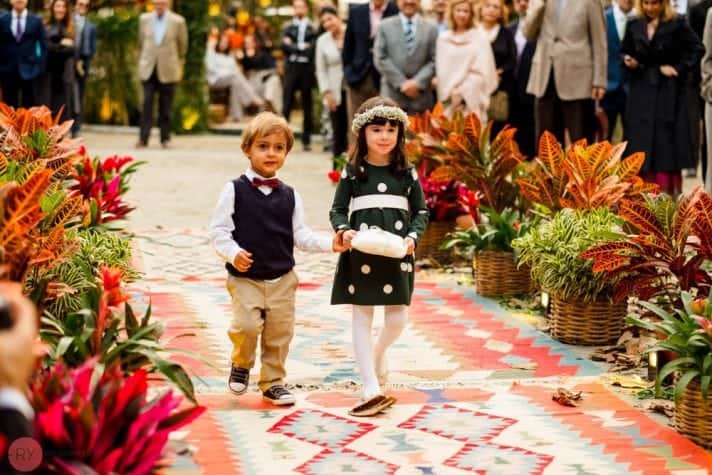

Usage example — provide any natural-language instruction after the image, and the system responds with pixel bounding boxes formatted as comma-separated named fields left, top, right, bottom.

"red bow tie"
left=252, top=177, right=281, bottom=188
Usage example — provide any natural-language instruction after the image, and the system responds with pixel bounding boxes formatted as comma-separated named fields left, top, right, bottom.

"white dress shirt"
left=11, top=9, right=28, bottom=39
left=0, top=388, right=34, bottom=421
left=209, top=168, right=332, bottom=267
left=400, top=13, right=419, bottom=37
left=515, top=21, right=527, bottom=59
left=612, top=2, right=633, bottom=41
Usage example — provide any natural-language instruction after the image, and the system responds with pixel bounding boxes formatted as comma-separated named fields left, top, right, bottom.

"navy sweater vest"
left=225, top=175, right=296, bottom=280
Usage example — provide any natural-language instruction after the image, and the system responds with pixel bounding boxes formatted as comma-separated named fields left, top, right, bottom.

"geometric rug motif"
left=267, top=409, right=377, bottom=449
left=445, top=443, right=554, bottom=474
left=294, top=448, right=399, bottom=475
left=397, top=404, right=517, bottom=443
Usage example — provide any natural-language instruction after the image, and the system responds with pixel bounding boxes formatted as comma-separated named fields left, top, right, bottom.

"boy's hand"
left=233, top=250, right=254, bottom=272
left=0, top=283, right=38, bottom=390
left=404, top=237, right=416, bottom=255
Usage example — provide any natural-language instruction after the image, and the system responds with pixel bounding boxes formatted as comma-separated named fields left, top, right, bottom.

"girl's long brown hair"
left=348, top=96, right=409, bottom=181
left=46, top=0, right=75, bottom=38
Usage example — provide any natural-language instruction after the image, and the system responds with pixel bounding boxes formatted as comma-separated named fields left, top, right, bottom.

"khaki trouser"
left=226, top=271, right=298, bottom=392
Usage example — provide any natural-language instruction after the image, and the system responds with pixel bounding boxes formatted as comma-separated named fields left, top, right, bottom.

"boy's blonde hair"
left=240, top=112, right=295, bottom=154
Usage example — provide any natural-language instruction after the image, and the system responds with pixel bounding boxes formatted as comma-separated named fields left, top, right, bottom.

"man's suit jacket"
left=690, top=0, right=712, bottom=38
left=0, top=12, right=47, bottom=80
left=342, top=1, right=399, bottom=87
left=605, top=7, right=626, bottom=92
left=280, top=18, right=317, bottom=66
left=0, top=408, right=32, bottom=475
left=374, top=15, right=438, bottom=113
left=76, top=17, right=96, bottom=71
left=522, top=0, right=607, bottom=100
left=137, top=11, right=188, bottom=83
left=506, top=20, right=536, bottom=106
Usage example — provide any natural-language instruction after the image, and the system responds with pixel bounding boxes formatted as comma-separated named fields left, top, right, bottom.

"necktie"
left=252, top=177, right=281, bottom=188
left=14, top=15, right=22, bottom=41
left=405, top=19, right=414, bottom=55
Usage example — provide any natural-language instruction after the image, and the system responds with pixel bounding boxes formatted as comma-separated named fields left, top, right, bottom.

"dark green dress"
left=330, top=163, right=429, bottom=305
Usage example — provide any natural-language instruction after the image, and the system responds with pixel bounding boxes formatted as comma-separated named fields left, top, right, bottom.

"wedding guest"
left=240, top=34, right=283, bottom=115
left=71, top=0, right=96, bottom=137
left=41, top=0, right=77, bottom=122
left=436, top=0, right=498, bottom=120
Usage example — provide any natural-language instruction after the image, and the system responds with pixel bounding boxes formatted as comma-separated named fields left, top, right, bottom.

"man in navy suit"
left=507, top=0, right=537, bottom=158
left=342, top=0, right=398, bottom=133
left=72, top=0, right=97, bottom=137
left=0, top=0, right=47, bottom=108
left=601, top=0, right=634, bottom=141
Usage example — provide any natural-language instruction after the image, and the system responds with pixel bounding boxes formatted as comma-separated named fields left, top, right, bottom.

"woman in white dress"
left=435, top=0, right=498, bottom=120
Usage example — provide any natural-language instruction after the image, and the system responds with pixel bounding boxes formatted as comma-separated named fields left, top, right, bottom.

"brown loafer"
left=348, top=394, right=391, bottom=417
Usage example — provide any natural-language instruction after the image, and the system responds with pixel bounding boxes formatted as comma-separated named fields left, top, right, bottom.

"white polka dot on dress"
left=361, top=265, right=371, bottom=274
left=408, top=263, right=413, bottom=272
left=359, top=223, right=369, bottom=231
left=377, top=182, right=387, bottom=192
left=400, top=262, right=408, bottom=271
left=395, top=220, right=403, bottom=230
left=383, top=284, right=393, bottom=294
left=341, top=169, right=347, bottom=178
left=348, top=285, right=355, bottom=294
left=411, top=169, right=418, bottom=180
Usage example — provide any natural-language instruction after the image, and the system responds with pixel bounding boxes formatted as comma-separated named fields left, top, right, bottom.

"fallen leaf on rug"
left=510, top=362, right=539, bottom=370
left=552, top=388, right=583, bottom=407
left=644, top=400, right=675, bottom=418
left=603, top=374, right=651, bottom=389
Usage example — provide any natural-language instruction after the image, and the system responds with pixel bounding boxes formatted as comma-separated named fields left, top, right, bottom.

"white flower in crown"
left=351, top=105, right=410, bottom=133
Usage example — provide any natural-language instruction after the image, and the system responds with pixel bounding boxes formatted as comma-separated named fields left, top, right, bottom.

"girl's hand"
left=342, top=230, right=357, bottom=248
left=660, top=65, right=678, bottom=77
left=332, top=230, right=349, bottom=252
left=404, top=237, right=416, bottom=255
left=232, top=249, right=254, bottom=272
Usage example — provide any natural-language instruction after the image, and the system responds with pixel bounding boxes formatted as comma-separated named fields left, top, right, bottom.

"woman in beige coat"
left=700, top=7, right=712, bottom=194
left=436, top=0, right=498, bottom=120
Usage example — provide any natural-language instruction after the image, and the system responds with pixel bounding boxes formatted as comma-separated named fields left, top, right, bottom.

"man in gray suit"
left=374, top=0, right=438, bottom=114
left=71, top=0, right=96, bottom=138
left=136, top=0, right=188, bottom=148
left=523, top=0, right=607, bottom=145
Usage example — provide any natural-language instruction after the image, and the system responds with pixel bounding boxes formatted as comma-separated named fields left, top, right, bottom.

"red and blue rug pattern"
left=131, top=230, right=712, bottom=474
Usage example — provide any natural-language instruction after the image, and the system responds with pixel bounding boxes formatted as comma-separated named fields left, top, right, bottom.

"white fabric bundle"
left=351, top=229, right=408, bottom=259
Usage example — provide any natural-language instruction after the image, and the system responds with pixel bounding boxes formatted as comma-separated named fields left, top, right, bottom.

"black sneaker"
left=262, top=385, right=296, bottom=405
left=228, top=365, right=250, bottom=395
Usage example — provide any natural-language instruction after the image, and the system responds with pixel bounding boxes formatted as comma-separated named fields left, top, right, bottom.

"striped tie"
left=405, top=19, right=414, bottom=55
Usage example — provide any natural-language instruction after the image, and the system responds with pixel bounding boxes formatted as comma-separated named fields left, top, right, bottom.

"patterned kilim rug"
left=132, top=230, right=712, bottom=475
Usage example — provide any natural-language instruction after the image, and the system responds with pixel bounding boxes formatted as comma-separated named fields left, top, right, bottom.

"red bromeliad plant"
left=419, top=163, right=479, bottom=222
left=72, top=153, right=143, bottom=228
left=407, top=104, right=526, bottom=212
left=517, top=132, right=658, bottom=215
left=30, top=359, right=205, bottom=475
left=580, top=187, right=712, bottom=304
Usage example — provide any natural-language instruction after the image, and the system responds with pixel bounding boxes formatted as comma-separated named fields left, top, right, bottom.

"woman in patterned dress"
left=329, top=97, right=429, bottom=416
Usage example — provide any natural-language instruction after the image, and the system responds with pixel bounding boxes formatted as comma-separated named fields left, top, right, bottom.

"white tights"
left=352, top=305, right=408, bottom=399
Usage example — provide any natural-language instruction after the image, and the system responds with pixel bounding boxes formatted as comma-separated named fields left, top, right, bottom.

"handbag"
left=487, top=90, right=509, bottom=122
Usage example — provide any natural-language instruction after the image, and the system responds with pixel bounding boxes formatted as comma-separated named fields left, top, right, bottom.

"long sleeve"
left=315, top=34, right=330, bottom=94
left=342, top=12, right=356, bottom=68
left=208, top=182, right=241, bottom=265
left=701, top=9, right=712, bottom=102
left=293, top=191, right=333, bottom=252
left=280, top=23, right=300, bottom=56
left=374, top=24, right=407, bottom=88
left=406, top=172, right=429, bottom=242
left=673, top=20, right=704, bottom=75
left=588, top=0, right=608, bottom=89
left=88, top=23, right=97, bottom=59
left=522, top=0, right=546, bottom=40
left=178, top=17, right=188, bottom=59
left=329, top=171, right=354, bottom=231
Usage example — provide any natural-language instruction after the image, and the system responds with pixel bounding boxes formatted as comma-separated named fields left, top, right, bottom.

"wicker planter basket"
left=474, top=250, right=533, bottom=297
left=415, top=220, right=454, bottom=263
left=675, top=379, right=712, bottom=449
left=550, top=296, right=626, bottom=345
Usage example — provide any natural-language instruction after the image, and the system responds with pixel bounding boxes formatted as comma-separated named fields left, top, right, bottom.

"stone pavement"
left=81, top=131, right=712, bottom=475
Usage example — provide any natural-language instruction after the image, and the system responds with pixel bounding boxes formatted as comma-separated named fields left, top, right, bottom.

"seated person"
left=206, top=31, right=265, bottom=122
left=238, top=34, right=283, bottom=115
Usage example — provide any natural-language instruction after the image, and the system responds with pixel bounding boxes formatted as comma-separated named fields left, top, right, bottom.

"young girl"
left=330, top=97, right=429, bottom=417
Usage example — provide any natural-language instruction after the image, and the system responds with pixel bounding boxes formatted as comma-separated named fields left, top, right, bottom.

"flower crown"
left=351, top=105, right=410, bottom=133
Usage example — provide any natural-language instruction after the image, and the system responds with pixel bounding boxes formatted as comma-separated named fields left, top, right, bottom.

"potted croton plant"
left=442, top=207, right=536, bottom=297
left=628, top=292, right=712, bottom=449
left=512, top=208, right=627, bottom=345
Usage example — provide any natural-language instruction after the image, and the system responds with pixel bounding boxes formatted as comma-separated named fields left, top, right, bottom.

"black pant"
left=140, top=69, right=177, bottom=145
left=283, top=62, right=313, bottom=145
left=72, top=73, right=87, bottom=137
left=0, top=71, right=38, bottom=108
left=601, top=87, right=627, bottom=141
left=535, top=72, right=595, bottom=145
left=330, top=89, right=348, bottom=159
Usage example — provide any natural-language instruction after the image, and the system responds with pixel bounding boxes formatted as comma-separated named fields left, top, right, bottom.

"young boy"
left=209, top=112, right=346, bottom=405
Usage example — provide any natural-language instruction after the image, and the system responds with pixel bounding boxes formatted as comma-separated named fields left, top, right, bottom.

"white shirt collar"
left=12, top=9, right=28, bottom=20
left=0, top=388, right=34, bottom=421
left=246, top=167, right=278, bottom=181
left=399, top=13, right=418, bottom=26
